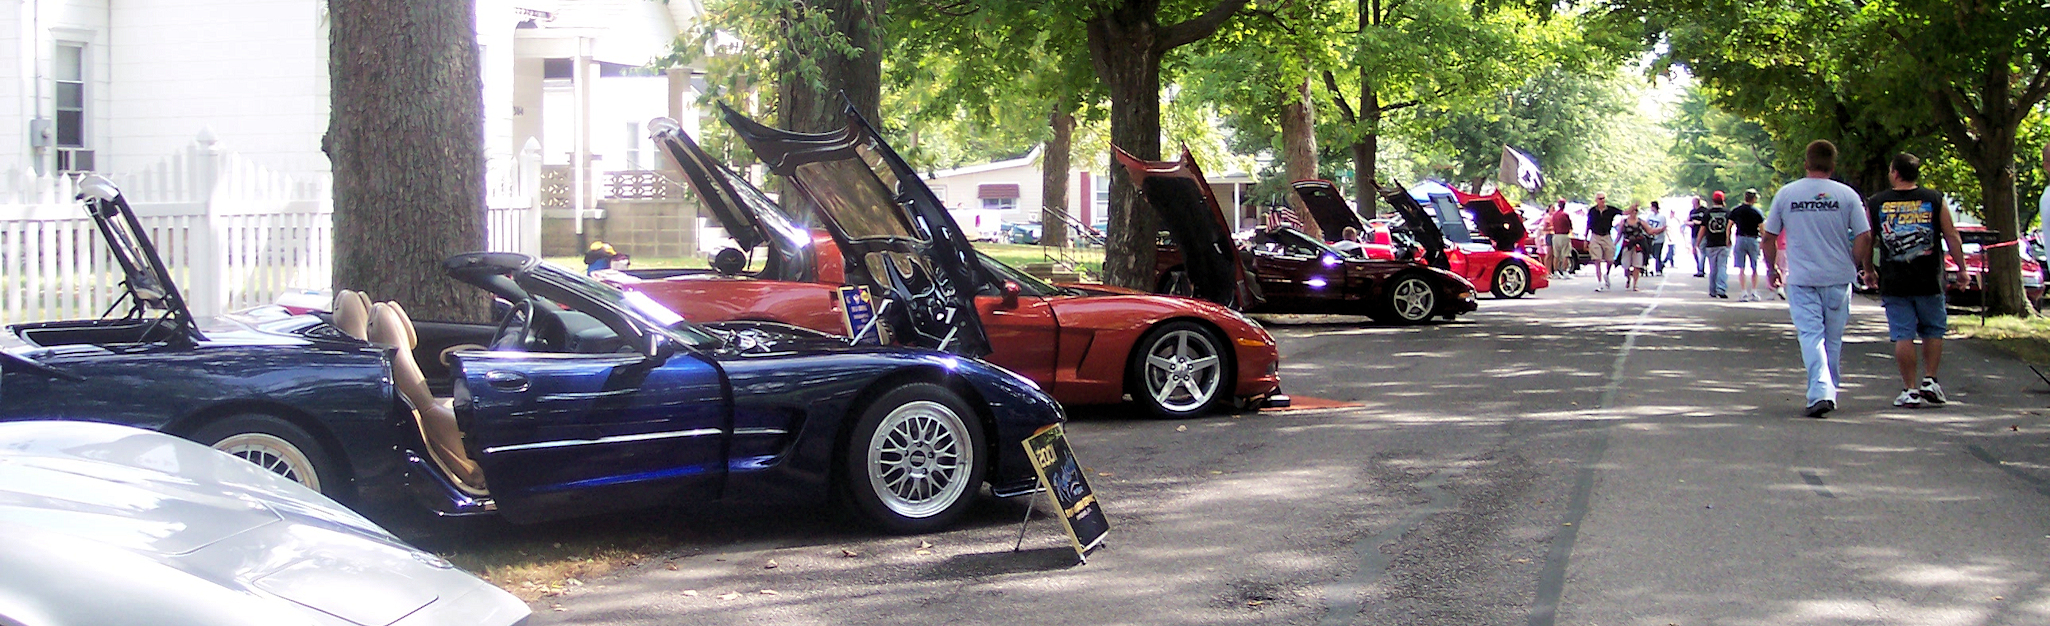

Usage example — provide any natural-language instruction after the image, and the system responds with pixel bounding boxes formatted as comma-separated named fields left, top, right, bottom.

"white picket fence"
left=0, top=136, right=538, bottom=324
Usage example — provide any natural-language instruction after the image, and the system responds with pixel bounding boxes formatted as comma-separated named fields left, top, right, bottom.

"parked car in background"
left=1945, top=225, right=2045, bottom=305
left=3, top=177, right=1067, bottom=534
left=1120, top=148, right=1478, bottom=324
left=0, top=420, right=529, bottom=626
left=1294, top=179, right=1548, bottom=299
left=615, top=111, right=1286, bottom=418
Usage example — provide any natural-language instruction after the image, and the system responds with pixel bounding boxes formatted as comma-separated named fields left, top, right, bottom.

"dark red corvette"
left=1119, top=148, right=1479, bottom=324
left=611, top=107, right=1286, bottom=418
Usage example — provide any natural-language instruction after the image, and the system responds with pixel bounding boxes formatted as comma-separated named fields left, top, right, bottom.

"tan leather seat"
left=331, top=289, right=372, bottom=341
left=369, top=302, right=487, bottom=495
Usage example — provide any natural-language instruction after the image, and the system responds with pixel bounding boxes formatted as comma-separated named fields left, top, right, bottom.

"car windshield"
left=975, top=251, right=1066, bottom=296
left=528, top=263, right=722, bottom=347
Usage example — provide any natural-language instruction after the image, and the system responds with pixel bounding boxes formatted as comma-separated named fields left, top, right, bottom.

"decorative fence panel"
left=1, top=135, right=538, bottom=324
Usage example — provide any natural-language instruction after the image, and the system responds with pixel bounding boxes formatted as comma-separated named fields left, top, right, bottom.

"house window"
left=625, top=122, right=644, bottom=169
left=54, top=43, right=84, bottom=147
left=981, top=197, right=1016, bottom=211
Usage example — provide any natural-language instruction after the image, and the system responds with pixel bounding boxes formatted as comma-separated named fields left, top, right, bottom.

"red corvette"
left=1295, top=180, right=1549, bottom=299
left=1943, top=226, right=2044, bottom=305
left=612, top=107, right=1287, bottom=418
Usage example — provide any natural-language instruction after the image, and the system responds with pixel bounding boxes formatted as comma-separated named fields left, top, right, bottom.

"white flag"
left=1499, top=146, right=1544, bottom=192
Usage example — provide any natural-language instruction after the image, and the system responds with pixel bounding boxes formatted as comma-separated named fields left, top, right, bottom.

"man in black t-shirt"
left=1693, top=192, right=1733, bottom=298
left=1728, top=190, right=1767, bottom=300
left=1687, top=197, right=1709, bottom=277
left=1862, top=152, right=1966, bottom=408
left=1585, top=193, right=1623, bottom=291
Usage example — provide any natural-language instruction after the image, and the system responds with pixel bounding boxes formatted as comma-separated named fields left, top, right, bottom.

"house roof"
left=512, top=0, right=683, bottom=66
left=925, top=146, right=1043, bottom=179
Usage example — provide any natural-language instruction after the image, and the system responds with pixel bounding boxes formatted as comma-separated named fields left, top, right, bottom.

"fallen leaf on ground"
left=666, top=563, right=679, bottom=571
left=1247, top=600, right=1266, bottom=607
left=1993, top=596, right=2005, bottom=601
left=841, top=549, right=859, bottom=558
left=1209, top=470, right=1224, bottom=474
left=1175, top=425, right=1188, bottom=432
left=681, top=590, right=698, bottom=597
left=551, top=605, right=565, bottom=612
left=718, top=592, right=742, bottom=601
left=1098, top=471, right=1113, bottom=477
left=565, top=578, right=582, bottom=586
left=915, top=550, right=932, bottom=555
left=2013, top=425, right=2022, bottom=431
left=918, top=540, right=933, bottom=549
left=764, top=560, right=778, bottom=569
left=760, top=590, right=780, bottom=596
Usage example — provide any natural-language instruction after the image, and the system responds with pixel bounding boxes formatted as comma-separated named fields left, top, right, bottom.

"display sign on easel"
left=838, top=285, right=888, bottom=345
left=1017, top=424, right=1107, bottom=561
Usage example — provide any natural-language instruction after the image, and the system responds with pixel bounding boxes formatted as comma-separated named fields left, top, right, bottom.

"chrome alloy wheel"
left=1495, top=263, right=1528, bottom=298
left=865, top=400, right=974, bottom=519
left=213, top=433, right=322, bottom=491
left=1391, top=277, right=1437, bottom=321
left=1144, top=329, right=1223, bottom=413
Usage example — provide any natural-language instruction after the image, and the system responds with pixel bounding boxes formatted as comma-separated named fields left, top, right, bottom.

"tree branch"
left=1322, top=69, right=1359, bottom=125
left=1158, top=0, right=1252, bottom=50
left=2021, top=62, right=2050, bottom=112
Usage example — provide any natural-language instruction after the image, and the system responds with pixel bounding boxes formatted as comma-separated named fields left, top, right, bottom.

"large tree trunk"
left=1350, top=81, right=1382, bottom=211
left=1279, top=75, right=1320, bottom=239
left=1041, top=108, right=1076, bottom=248
left=1086, top=0, right=1248, bottom=290
left=1967, top=138, right=2028, bottom=316
left=325, top=0, right=488, bottom=322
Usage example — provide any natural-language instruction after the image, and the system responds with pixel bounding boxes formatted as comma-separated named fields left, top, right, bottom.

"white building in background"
left=921, top=148, right=1260, bottom=236
left=1, top=0, right=703, bottom=202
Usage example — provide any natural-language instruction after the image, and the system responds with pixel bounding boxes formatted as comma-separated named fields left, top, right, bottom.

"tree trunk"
left=325, top=0, right=488, bottom=322
left=1349, top=81, right=1382, bottom=212
left=1041, top=108, right=1076, bottom=248
left=1085, top=0, right=1247, bottom=289
left=1927, top=48, right=2043, bottom=317
left=1969, top=142, right=2028, bottom=316
left=1279, top=75, right=1320, bottom=240
left=1087, top=8, right=1166, bottom=290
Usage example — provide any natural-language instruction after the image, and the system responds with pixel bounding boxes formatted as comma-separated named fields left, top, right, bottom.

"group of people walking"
left=1542, top=140, right=2050, bottom=418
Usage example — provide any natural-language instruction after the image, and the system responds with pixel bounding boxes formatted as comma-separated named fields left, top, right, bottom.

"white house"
left=921, top=148, right=1261, bottom=237
left=2, top=0, right=704, bottom=204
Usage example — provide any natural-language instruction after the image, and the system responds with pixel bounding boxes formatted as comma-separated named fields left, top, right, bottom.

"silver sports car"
left=0, top=418, right=530, bottom=626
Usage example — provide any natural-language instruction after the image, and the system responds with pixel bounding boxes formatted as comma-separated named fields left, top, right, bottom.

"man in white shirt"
left=1763, top=140, right=1873, bottom=418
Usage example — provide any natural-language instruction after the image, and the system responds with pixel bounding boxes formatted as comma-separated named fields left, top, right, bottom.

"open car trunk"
left=1112, top=147, right=1260, bottom=310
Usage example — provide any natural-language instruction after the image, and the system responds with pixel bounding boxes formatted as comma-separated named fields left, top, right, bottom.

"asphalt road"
left=519, top=268, right=2050, bottom=626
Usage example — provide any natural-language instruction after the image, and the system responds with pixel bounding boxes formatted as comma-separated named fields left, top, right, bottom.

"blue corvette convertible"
left=0, top=176, right=1064, bottom=533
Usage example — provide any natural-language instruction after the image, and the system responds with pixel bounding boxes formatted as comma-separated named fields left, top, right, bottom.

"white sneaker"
left=1918, top=377, right=1947, bottom=405
left=1893, top=389, right=1922, bottom=408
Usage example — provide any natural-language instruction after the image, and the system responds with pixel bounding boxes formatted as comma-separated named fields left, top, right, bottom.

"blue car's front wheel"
left=845, top=383, right=986, bottom=534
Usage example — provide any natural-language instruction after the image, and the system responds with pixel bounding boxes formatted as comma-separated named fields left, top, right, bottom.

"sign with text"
left=1023, top=424, right=1107, bottom=558
left=838, top=285, right=886, bottom=345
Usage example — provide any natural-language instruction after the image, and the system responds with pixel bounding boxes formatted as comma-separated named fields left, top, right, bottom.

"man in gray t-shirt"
left=1763, top=140, right=1873, bottom=418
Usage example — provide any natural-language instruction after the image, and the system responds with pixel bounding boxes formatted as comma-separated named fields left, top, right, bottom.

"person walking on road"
left=1763, top=140, right=1874, bottom=418
left=1864, top=153, right=1967, bottom=408
left=1587, top=193, right=1622, bottom=292
left=1647, top=200, right=1670, bottom=276
left=1547, top=200, right=1575, bottom=277
left=1729, top=190, right=1767, bottom=300
left=1695, top=191, right=1733, bottom=298
left=1688, top=197, right=1709, bottom=277
left=1618, top=202, right=1661, bottom=291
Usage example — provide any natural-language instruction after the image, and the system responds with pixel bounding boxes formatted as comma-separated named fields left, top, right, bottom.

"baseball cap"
left=1711, top=190, right=1725, bottom=203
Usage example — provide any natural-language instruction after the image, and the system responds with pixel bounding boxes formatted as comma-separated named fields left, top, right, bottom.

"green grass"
left=1950, top=314, right=2050, bottom=364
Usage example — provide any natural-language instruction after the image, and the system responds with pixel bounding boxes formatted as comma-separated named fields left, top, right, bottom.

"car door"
left=458, top=348, right=730, bottom=524
left=973, top=256, right=1059, bottom=389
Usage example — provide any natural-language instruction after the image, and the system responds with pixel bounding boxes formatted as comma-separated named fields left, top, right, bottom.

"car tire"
left=1128, top=321, right=1231, bottom=419
left=191, top=414, right=339, bottom=494
left=1491, top=261, right=1531, bottom=299
left=842, top=383, right=987, bottom=534
left=1376, top=274, right=1438, bottom=325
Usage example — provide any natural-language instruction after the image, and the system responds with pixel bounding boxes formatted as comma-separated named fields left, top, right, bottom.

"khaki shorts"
left=1590, top=235, right=1617, bottom=261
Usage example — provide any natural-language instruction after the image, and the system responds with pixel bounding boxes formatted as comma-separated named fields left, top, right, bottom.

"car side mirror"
left=645, top=333, right=678, bottom=363
left=1000, top=281, right=1022, bottom=307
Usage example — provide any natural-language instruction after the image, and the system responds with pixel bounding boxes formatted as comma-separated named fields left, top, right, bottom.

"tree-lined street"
left=482, top=274, right=2050, bottom=625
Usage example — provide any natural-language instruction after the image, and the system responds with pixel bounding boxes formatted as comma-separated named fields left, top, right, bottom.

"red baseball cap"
left=1711, top=190, right=1725, bottom=203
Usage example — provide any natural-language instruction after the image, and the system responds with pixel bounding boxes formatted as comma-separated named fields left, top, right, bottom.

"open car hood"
left=646, top=118, right=815, bottom=282
left=1112, top=146, right=1259, bottom=310
left=1290, top=179, right=1365, bottom=240
left=1372, top=180, right=1451, bottom=270
left=76, top=176, right=203, bottom=339
left=1452, top=188, right=1527, bottom=250
left=718, top=103, right=991, bottom=357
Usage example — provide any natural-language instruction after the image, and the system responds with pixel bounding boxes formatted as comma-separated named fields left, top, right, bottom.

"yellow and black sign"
left=1024, top=424, right=1107, bottom=558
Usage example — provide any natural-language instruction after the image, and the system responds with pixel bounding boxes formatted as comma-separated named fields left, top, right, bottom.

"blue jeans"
left=1788, top=284, right=1852, bottom=404
left=1693, top=240, right=1705, bottom=274
left=1705, top=246, right=1730, bottom=296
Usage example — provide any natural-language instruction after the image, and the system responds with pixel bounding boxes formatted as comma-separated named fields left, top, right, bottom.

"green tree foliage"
left=1403, top=67, right=1667, bottom=205
left=1666, top=85, right=1777, bottom=202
